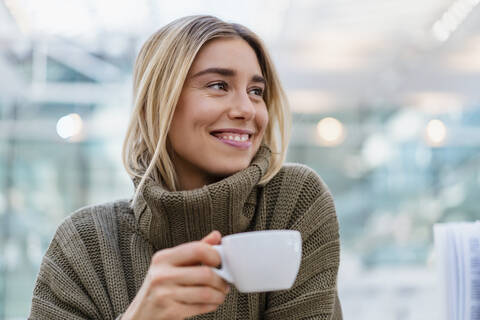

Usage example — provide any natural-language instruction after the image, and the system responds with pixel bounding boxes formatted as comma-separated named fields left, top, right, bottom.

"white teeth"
left=217, top=133, right=250, bottom=142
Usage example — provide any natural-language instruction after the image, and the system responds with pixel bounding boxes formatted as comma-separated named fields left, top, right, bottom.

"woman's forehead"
left=189, top=37, right=262, bottom=76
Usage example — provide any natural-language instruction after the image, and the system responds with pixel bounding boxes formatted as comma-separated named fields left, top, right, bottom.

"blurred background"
left=1, top=0, right=479, bottom=319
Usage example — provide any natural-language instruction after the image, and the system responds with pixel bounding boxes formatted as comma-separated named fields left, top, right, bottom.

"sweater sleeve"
left=29, top=213, right=123, bottom=320
left=264, top=166, right=342, bottom=320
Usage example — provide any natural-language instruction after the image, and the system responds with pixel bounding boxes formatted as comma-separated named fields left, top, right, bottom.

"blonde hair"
left=122, top=15, right=291, bottom=205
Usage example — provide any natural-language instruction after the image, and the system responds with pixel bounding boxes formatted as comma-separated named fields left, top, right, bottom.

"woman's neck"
left=173, top=159, right=221, bottom=191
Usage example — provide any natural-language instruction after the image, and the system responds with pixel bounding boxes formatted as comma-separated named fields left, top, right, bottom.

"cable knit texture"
left=29, top=146, right=342, bottom=319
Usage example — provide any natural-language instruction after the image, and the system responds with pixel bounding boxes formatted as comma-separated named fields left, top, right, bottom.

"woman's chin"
left=209, top=161, right=251, bottom=177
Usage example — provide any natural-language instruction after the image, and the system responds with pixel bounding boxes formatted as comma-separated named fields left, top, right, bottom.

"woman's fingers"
left=173, top=286, right=228, bottom=305
left=152, top=241, right=221, bottom=267
left=176, top=266, right=230, bottom=293
left=150, top=265, right=229, bottom=293
left=201, top=230, right=222, bottom=245
left=125, top=236, right=229, bottom=320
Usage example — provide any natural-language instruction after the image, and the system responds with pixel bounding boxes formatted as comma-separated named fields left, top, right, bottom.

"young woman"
left=29, top=15, right=342, bottom=320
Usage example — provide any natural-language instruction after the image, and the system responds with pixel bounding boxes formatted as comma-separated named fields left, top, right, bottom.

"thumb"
left=201, top=230, right=222, bottom=245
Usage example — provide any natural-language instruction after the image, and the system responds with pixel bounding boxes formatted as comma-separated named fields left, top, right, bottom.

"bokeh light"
left=425, top=119, right=447, bottom=146
left=56, top=113, right=83, bottom=140
left=316, top=117, right=346, bottom=147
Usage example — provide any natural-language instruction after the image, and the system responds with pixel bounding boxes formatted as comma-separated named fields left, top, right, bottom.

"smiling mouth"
left=211, top=132, right=251, bottom=142
left=210, top=131, right=253, bottom=149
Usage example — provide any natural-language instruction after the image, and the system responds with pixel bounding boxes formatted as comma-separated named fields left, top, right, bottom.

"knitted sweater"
left=29, top=146, right=342, bottom=319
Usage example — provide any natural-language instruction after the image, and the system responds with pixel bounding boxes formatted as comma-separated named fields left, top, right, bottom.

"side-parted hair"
left=122, top=15, right=291, bottom=205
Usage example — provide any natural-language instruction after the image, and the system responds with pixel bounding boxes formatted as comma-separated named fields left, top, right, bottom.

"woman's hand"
left=122, top=231, right=230, bottom=320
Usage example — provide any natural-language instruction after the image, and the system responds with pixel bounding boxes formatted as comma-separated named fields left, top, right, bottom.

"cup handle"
left=211, top=245, right=234, bottom=283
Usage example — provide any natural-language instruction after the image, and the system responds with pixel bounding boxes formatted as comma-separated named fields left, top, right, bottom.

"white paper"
left=434, top=222, right=480, bottom=320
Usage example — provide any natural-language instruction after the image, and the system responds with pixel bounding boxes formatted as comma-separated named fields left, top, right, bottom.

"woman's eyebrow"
left=251, top=75, right=266, bottom=86
left=192, top=67, right=266, bottom=85
left=192, top=67, right=235, bottom=78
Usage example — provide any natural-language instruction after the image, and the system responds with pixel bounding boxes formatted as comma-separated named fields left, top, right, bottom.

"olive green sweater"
left=29, top=146, right=342, bottom=319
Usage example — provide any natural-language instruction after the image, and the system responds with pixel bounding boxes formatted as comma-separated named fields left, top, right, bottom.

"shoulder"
left=261, top=163, right=337, bottom=230
left=266, top=162, right=331, bottom=196
left=34, top=200, right=135, bottom=318
left=60, top=199, right=132, bottom=228
left=53, top=199, right=134, bottom=248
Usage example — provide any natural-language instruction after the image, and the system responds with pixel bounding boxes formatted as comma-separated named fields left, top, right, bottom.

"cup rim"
left=222, top=230, right=300, bottom=241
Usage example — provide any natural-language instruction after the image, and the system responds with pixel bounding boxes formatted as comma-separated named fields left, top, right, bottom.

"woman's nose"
left=228, top=92, right=255, bottom=120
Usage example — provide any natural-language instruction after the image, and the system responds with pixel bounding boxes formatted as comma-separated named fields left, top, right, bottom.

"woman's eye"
left=249, top=87, right=264, bottom=97
left=208, top=82, right=227, bottom=91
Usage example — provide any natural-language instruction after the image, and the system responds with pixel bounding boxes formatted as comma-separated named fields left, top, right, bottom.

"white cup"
left=212, top=230, right=302, bottom=293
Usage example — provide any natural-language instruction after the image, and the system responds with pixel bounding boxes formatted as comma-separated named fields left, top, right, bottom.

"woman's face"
left=168, top=37, right=269, bottom=190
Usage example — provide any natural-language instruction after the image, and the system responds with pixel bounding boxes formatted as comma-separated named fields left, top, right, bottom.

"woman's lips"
left=211, top=132, right=252, bottom=149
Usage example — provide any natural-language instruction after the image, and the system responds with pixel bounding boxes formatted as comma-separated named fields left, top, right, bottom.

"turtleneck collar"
left=132, top=145, right=271, bottom=250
